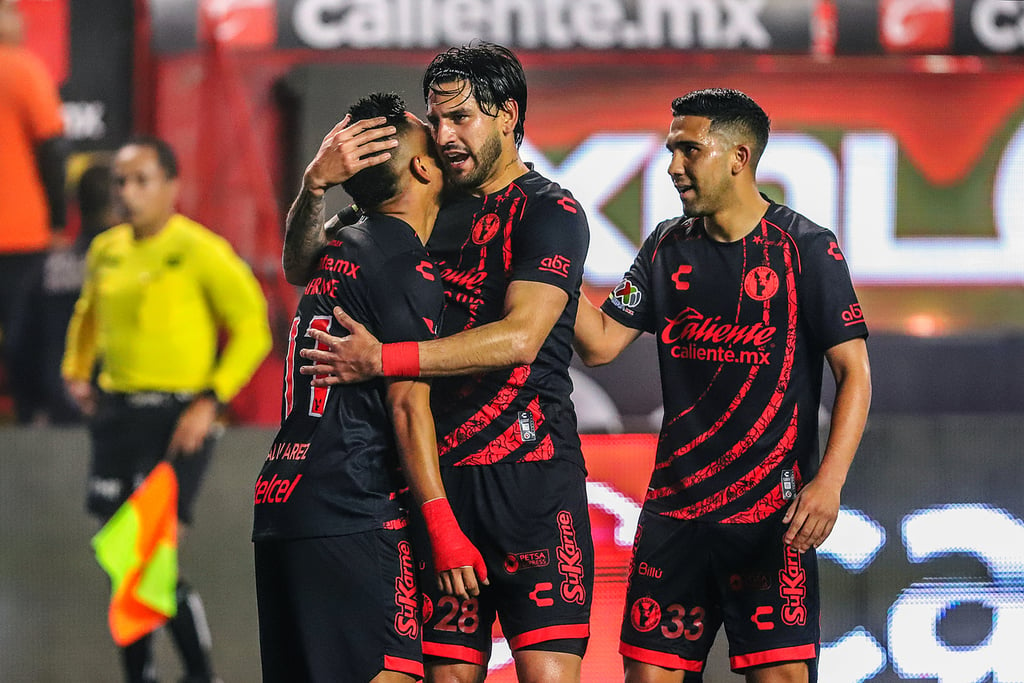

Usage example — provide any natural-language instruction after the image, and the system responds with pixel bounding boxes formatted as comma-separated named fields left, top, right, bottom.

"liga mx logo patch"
left=611, top=278, right=641, bottom=312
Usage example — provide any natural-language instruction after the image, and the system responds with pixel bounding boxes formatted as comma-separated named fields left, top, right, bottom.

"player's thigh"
left=714, top=516, right=819, bottom=677
left=513, top=648, right=582, bottom=683
left=255, top=531, right=423, bottom=683
left=620, top=510, right=722, bottom=676
left=744, top=660, right=809, bottom=683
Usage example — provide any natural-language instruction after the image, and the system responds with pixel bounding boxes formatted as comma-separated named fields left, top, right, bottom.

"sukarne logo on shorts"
left=394, top=540, right=419, bottom=639
left=556, top=510, right=587, bottom=604
left=779, top=545, right=807, bottom=626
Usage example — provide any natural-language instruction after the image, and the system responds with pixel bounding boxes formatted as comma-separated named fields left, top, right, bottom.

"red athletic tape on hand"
left=421, top=498, right=488, bottom=583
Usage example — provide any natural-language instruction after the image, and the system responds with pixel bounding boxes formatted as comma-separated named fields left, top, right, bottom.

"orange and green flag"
left=91, top=461, right=179, bottom=646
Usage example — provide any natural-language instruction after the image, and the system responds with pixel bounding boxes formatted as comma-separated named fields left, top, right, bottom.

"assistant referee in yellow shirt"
left=62, top=136, right=271, bottom=683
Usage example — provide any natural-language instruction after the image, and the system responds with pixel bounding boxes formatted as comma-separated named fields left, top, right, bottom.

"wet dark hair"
left=422, top=42, right=527, bottom=147
left=122, top=135, right=179, bottom=179
left=671, top=88, right=771, bottom=168
left=340, top=92, right=413, bottom=209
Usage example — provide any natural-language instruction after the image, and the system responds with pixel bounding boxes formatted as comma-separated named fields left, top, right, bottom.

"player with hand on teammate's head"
left=253, top=92, right=487, bottom=683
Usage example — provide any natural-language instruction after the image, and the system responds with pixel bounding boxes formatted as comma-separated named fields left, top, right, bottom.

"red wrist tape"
left=381, top=341, right=420, bottom=378
left=421, top=498, right=488, bottom=582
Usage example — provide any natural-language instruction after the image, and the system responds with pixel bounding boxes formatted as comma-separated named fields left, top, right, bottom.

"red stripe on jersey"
left=501, top=182, right=528, bottom=276
left=383, top=655, right=424, bottom=678
left=283, top=316, right=300, bottom=419
left=438, top=365, right=531, bottom=457
left=516, top=434, right=554, bottom=462
left=656, top=404, right=799, bottom=519
left=422, top=641, right=487, bottom=666
left=731, top=643, right=817, bottom=669
left=619, top=642, right=704, bottom=672
left=452, top=395, right=548, bottom=466
left=720, top=462, right=803, bottom=524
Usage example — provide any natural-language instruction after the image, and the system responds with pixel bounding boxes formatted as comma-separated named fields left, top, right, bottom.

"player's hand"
left=167, top=395, right=218, bottom=459
left=302, top=115, right=399, bottom=195
left=421, top=498, right=490, bottom=600
left=299, top=306, right=382, bottom=384
left=782, top=475, right=842, bottom=552
left=438, top=565, right=488, bottom=601
left=65, top=379, right=96, bottom=416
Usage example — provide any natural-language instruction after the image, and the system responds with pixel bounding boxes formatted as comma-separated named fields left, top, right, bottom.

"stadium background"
left=2, top=1, right=1023, bottom=681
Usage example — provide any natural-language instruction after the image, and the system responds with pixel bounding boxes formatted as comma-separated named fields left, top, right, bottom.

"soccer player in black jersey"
left=253, top=93, right=486, bottom=683
left=283, top=45, right=593, bottom=683
left=574, top=89, right=872, bottom=683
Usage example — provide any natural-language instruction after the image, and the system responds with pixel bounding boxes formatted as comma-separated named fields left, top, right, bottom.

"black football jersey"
left=253, top=214, right=443, bottom=540
left=602, top=201, right=868, bottom=522
left=426, top=170, right=590, bottom=468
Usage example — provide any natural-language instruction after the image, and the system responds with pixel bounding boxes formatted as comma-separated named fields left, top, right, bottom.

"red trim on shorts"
left=619, top=642, right=703, bottom=672
left=422, top=641, right=488, bottom=666
left=507, top=623, right=590, bottom=650
left=384, top=655, right=424, bottom=679
left=731, top=643, right=817, bottom=669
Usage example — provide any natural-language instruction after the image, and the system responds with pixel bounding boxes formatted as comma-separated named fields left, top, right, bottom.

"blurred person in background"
left=62, top=136, right=272, bottom=683
left=0, top=0, right=68, bottom=423
left=573, top=89, right=871, bottom=683
left=32, top=161, right=117, bottom=424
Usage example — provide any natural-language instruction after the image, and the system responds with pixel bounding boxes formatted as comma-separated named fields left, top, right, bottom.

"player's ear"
left=499, top=99, right=518, bottom=137
left=410, top=154, right=432, bottom=184
left=731, top=144, right=752, bottom=176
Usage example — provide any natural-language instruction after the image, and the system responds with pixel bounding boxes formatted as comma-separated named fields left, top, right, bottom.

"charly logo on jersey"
left=471, top=213, right=502, bottom=245
left=610, top=278, right=641, bottom=312
left=743, top=266, right=779, bottom=301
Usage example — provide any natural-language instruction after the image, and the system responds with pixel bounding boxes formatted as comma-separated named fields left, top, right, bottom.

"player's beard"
left=446, top=129, right=503, bottom=191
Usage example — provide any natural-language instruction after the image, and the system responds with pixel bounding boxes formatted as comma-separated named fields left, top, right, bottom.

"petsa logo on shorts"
left=504, top=549, right=551, bottom=574
left=394, top=540, right=419, bottom=638
left=556, top=510, right=587, bottom=605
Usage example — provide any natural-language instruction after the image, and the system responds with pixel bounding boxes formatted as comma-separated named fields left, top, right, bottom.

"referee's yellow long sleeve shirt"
left=62, top=214, right=272, bottom=403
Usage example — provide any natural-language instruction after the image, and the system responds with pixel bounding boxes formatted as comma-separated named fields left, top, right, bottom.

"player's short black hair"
left=422, top=42, right=527, bottom=147
left=671, top=88, right=771, bottom=168
left=340, top=92, right=414, bottom=210
left=122, top=135, right=179, bottom=179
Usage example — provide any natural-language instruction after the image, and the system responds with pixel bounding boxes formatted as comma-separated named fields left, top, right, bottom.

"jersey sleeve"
left=61, top=234, right=103, bottom=381
left=368, top=251, right=444, bottom=344
left=798, top=229, right=869, bottom=350
left=509, top=193, right=589, bottom=294
left=18, top=52, right=64, bottom=141
left=600, top=225, right=661, bottom=334
left=196, top=233, right=273, bottom=402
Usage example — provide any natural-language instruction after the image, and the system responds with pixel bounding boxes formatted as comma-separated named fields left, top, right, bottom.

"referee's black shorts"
left=87, top=390, right=218, bottom=524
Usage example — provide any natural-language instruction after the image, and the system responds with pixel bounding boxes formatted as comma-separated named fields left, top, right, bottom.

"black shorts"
left=87, top=391, right=217, bottom=524
left=414, top=460, right=593, bottom=666
left=254, top=531, right=424, bottom=682
left=620, top=508, right=819, bottom=679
